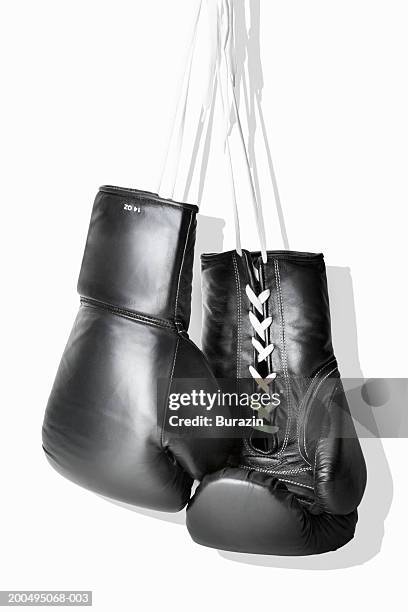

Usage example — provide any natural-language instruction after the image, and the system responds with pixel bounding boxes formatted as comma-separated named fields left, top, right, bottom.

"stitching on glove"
left=239, top=463, right=311, bottom=476
left=239, top=465, right=314, bottom=491
left=274, top=260, right=292, bottom=455
left=174, top=211, right=193, bottom=321
left=279, top=478, right=314, bottom=491
left=232, top=252, right=242, bottom=382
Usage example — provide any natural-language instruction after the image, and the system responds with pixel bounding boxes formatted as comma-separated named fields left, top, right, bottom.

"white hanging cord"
left=214, top=3, right=242, bottom=256
left=219, top=1, right=277, bottom=397
left=158, top=0, right=225, bottom=205
left=182, top=0, right=220, bottom=204
left=217, top=0, right=268, bottom=264
left=187, top=77, right=218, bottom=205
left=158, top=0, right=270, bottom=267
left=158, top=0, right=204, bottom=199
left=157, top=1, right=278, bottom=402
left=157, top=0, right=272, bottom=267
left=255, top=92, right=290, bottom=250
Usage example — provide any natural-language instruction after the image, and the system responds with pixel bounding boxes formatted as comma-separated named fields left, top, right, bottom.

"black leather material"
left=42, top=186, right=232, bottom=512
left=77, top=186, right=197, bottom=328
left=187, top=249, right=367, bottom=554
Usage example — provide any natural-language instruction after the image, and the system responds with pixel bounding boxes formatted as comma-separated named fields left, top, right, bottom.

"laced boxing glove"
left=186, top=249, right=367, bottom=554
left=42, top=186, right=232, bottom=512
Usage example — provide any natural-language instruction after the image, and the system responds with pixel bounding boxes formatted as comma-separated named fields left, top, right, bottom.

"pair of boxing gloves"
left=43, top=186, right=367, bottom=556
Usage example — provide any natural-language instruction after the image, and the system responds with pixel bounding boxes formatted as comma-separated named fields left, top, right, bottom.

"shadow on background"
left=189, top=214, right=225, bottom=347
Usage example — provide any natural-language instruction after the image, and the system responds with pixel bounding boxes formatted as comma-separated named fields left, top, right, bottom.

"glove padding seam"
left=305, top=367, right=339, bottom=462
left=174, top=211, right=193, bottom=322
left=80, top=299, right=176, bottom=331
left=160, top=337, right=180, bottom=453
left=312, top=379, right=340, bottom=497
left=297, top=358, right=337, bottom=466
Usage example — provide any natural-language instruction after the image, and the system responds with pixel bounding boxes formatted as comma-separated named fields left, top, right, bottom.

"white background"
left=1, top=0, right=407, bottom=610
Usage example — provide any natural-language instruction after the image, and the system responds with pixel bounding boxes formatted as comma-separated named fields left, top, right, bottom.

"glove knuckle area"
left=187, top=467, right=358, bottom=555
left=43, top=306, right=193, bottom=512
left=164, top=336, right=236, bottom=479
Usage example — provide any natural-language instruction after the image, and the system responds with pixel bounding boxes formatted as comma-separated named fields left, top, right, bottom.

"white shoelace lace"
left=245, top=285, right=277, bottom=397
